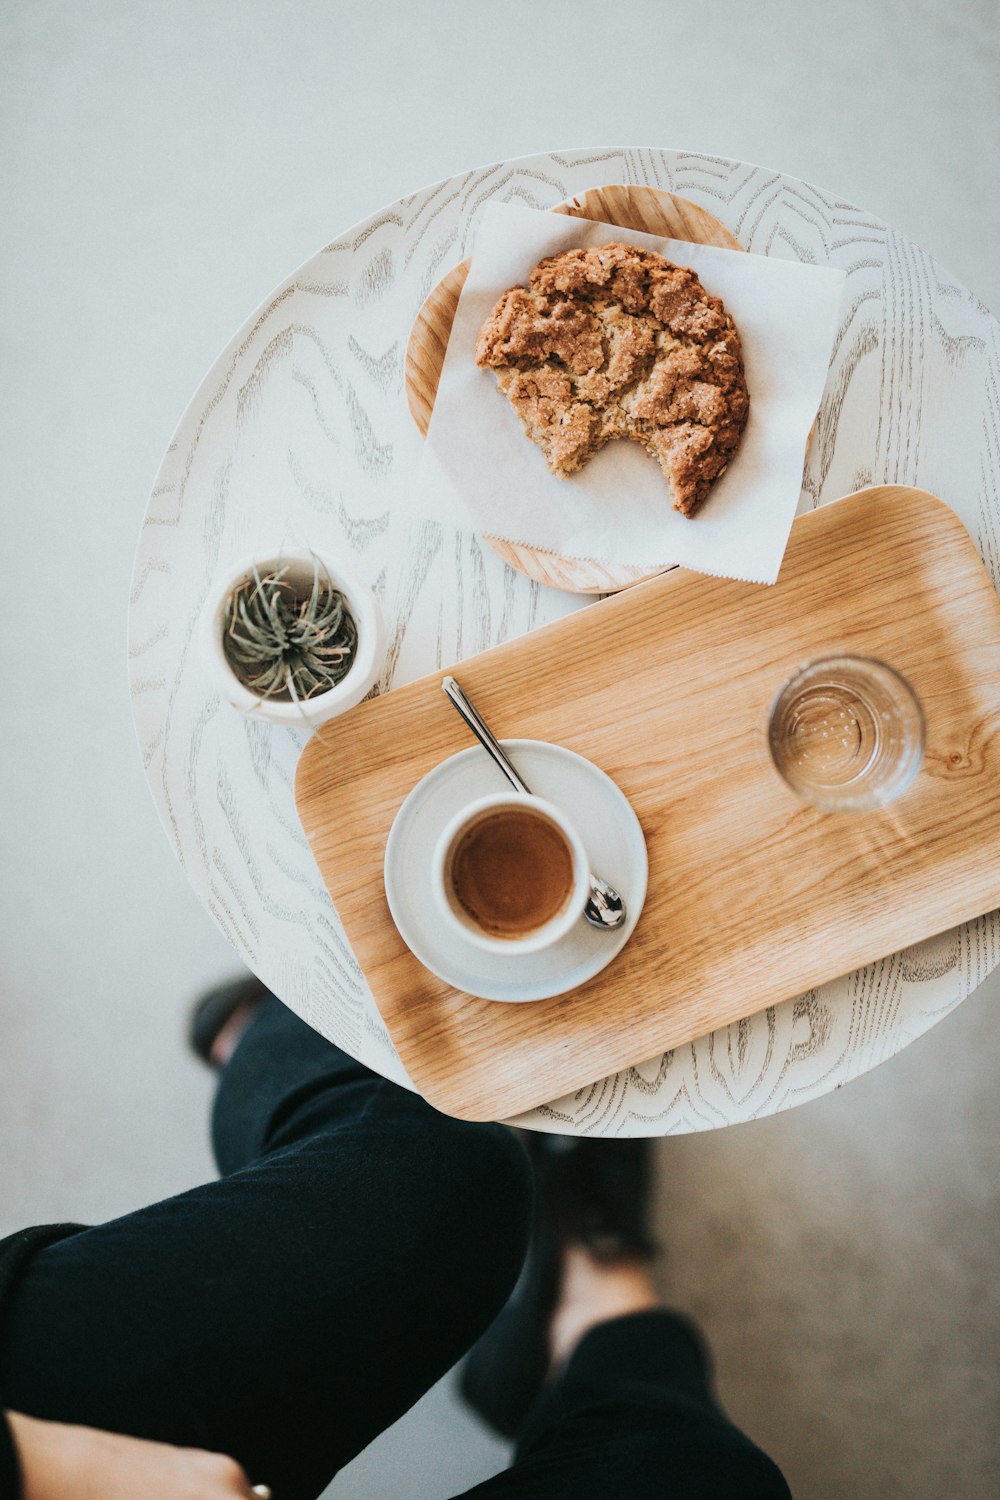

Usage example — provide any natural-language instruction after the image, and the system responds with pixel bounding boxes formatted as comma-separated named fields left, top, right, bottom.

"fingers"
left=189, top=1448, right=260, bottom=1497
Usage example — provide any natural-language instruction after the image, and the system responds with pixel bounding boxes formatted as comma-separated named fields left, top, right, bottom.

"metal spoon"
left=441, top=675, right=627, bottom=931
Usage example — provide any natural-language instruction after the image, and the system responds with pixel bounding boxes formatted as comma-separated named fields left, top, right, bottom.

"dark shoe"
left=530, top=1133, right=659, bottom=1263
left=188, top=975, right=268, bottom=1065
left=460, top=1134, right=657, bottom=1438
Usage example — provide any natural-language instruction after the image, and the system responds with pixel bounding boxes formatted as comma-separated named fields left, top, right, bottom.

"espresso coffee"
left=449, top=807, right=575, bottom=938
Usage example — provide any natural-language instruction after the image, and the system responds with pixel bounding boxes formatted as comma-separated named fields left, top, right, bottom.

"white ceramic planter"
left=200, top=546, right=385, bottom=727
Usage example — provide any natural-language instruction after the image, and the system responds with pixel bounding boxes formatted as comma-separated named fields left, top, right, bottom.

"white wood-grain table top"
left=129, top=146, right=1000, bottom=1135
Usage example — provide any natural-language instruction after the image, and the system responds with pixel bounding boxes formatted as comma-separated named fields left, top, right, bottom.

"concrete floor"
left=2, top=2, right=998, bottom=1496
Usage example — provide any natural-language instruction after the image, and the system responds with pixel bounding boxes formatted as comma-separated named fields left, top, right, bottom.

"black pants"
left=0, top=999, right=790, bottom=1499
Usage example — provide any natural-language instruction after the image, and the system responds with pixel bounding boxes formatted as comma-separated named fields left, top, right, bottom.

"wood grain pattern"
left=405, top=185, right=743, bottom=595
left=296, top=487, right=1000, bottom=1120
left=133, top=147, right=1000, bottom=1136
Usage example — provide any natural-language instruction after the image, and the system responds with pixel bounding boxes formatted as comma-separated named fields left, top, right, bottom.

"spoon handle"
left=441, top=676, right=533, bottom=796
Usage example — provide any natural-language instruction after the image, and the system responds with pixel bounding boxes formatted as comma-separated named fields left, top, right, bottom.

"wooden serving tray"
left=405, top=184, right=743, bottom=595
left=295, top=486, right=1000, bottom=1121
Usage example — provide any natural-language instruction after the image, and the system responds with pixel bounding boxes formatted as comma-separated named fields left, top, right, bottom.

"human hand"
left=6, top=1409, right=264, bottom=1500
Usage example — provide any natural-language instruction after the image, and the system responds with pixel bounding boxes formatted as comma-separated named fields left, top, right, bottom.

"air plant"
left=222, top=560, right=358, bottom=704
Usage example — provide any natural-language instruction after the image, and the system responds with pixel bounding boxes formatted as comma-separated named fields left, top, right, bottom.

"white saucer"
left=383, top=740, right=648, bottom=1002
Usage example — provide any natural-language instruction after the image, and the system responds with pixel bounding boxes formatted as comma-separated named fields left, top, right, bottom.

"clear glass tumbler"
left=767, top=655, right=925, bottom=812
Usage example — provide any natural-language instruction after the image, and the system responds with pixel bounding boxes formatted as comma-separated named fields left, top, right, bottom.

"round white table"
left=129, top=146, right=1000, bottom=1135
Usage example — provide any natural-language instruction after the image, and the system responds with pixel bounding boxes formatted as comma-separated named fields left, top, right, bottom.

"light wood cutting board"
left=295, top=486, right=1000, bottom=1121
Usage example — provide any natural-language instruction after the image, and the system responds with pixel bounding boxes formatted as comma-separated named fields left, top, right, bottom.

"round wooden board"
left=404, top=184, right=744, bottom=594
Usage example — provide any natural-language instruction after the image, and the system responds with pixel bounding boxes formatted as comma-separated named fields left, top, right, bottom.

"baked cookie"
left=474, top=242, right=749, bottom=516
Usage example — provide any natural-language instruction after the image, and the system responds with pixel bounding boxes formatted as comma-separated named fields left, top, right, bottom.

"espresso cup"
left=432, top=793, right=591, bottom=955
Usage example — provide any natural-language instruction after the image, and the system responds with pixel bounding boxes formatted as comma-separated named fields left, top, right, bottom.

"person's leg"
left=459, top=1309, right=791, bottom=1499
left=0, top=996, right=533, bottom=1500
left=456, top=1136, right=791, bottom=1500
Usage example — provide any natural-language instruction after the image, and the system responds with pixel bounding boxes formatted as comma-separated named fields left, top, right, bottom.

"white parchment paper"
left=416, top=202, right=846, bottom=584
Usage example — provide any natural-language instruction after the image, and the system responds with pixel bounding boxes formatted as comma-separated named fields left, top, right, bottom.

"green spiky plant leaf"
left=222, top=559, right=358, bottom=704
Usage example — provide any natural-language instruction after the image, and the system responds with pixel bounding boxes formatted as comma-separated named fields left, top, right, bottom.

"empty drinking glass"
left=767, top=655, right=925, bottom=812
